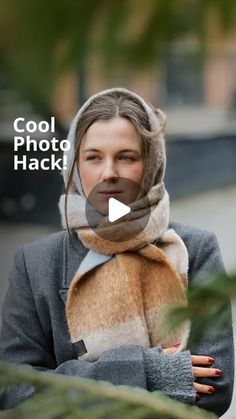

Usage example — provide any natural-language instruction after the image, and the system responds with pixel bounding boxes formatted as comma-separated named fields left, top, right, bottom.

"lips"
left=99, top=190, right=123, bottom=195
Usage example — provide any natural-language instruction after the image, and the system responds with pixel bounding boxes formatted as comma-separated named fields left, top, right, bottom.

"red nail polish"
left=208, top=386, right=216, bottom=394
left=174, top=343, right=181, bottom=348
left=215, top=369, right=223, bottom=376
left=208, top=357, right=215, bottom=365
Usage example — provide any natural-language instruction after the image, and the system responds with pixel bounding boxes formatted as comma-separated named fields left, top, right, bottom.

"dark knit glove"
left=144, top=346, right=195, bottom=403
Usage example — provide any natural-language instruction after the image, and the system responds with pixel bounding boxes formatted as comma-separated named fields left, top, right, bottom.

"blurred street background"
left=0, top=1, right=236, bottom=417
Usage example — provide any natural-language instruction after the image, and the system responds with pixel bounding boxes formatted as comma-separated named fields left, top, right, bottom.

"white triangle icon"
left=108, top=198, right=131, bottom=222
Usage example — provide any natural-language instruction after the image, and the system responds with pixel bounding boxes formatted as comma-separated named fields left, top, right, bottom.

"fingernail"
left=215, top=369, right=223, bottom=376
left=174, top=343, right=181, bottom=348
left=208, top=386, right=216, bottom=394
left=208, top=357, right=215, bottom=365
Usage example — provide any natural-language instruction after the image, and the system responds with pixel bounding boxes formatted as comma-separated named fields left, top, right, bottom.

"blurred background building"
left=0, top=1, right=236, bottom=416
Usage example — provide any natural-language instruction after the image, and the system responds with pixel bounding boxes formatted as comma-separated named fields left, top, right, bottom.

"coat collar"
left=59, top=229, right=88, bottom=304
left=63, top=229, right=89, bottom=288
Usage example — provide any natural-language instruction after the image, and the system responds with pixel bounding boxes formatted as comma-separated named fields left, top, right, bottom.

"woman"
left=0, top=88, right=234, bottom=416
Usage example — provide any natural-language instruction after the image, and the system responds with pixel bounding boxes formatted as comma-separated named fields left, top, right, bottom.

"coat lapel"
left=58, top=230, right=89, bottom=305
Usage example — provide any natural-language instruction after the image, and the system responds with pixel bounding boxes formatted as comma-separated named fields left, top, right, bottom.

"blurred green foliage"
left=0, top=360, right=216, bottom=419
left=167, top=272, right=236, bottom=346
left=1, top=0, right=236, bottom=115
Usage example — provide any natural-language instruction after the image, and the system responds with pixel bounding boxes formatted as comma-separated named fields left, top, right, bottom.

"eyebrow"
left=82, top=148, right=140, bottom=154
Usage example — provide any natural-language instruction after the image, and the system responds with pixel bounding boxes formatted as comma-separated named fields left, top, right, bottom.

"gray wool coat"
left=0, top=222, right=234, bottom=417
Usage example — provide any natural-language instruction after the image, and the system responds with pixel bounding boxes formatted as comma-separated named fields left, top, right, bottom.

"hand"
left=163, top=345, right=222, bottom=399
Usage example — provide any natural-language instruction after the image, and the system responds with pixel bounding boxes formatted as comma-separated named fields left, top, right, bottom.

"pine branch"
left=0, top=361, right=216, bottom=419
left=166, top=273, right=236, bottom=345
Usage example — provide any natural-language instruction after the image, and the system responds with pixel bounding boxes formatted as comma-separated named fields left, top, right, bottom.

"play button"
left=85, top=177, right=151, bottom=242
left=108, top=198, right=131, bottom=222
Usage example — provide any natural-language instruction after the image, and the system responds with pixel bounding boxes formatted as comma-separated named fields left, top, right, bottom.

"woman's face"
left=77, top=116, right=145, bottom=213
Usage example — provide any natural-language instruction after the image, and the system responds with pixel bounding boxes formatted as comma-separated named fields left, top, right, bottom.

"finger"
left=191, top=355, right=215, bottom=366
left=194, top=382, right=216, bottom=394
left=192, top=366, right=223, bottom=378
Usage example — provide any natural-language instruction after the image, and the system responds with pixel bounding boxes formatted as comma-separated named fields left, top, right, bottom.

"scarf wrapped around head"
left=59, top=87, right=190, bottom=361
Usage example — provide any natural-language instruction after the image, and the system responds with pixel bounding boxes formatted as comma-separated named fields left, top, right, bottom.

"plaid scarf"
left=58, top=87, right=190, bottom=361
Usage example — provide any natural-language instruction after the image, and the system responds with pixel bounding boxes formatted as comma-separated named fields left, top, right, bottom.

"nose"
left=100, top=159, right=119, bottom=181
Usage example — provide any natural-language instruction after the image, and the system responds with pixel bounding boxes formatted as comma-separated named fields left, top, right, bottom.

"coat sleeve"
left=188, top=231, right=234, bottom=417
left=0, top=245, right=195, bottom=410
